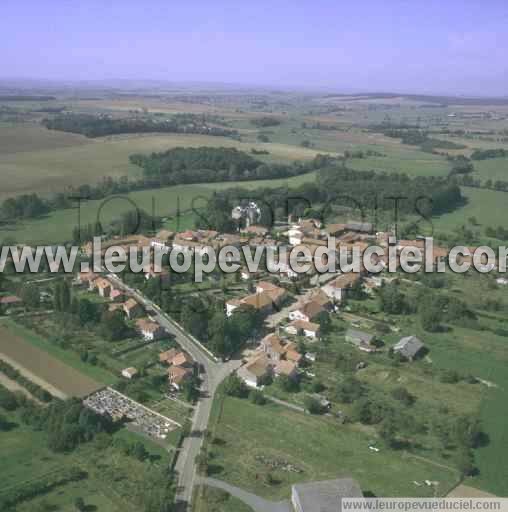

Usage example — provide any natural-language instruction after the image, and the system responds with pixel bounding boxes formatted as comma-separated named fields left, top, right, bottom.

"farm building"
left=345, top=329, right=377, bottom=352
left=122, top=367, right=139, bottom=379
left=0, top=295, right=22, bottom=306
left=393, top=336, right=425, bottom=360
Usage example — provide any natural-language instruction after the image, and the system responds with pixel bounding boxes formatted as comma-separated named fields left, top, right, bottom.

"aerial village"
left=67, top=203, right=448, bottom=421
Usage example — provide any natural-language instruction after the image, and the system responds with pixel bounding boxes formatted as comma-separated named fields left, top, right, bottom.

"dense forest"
left=42, top=113, right=239, bottom=138
left=130, top=146, right=331, bottom=185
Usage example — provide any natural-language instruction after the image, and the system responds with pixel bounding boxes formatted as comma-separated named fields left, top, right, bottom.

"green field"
left=0, top=416, right=173, bottom=511
left=432, top=187, right=508, bottom=235
left=344, top=273, right=508, bottom=496
left=193, top=485, right=254, bottom=512
left=347, top=146, right=450, bottom=177
left=206, top=389, right=459, bottom=500
left=0, top=122, right=332, bottom=201
left=472, top=157, right=508, bottom=182
left=1, top=423, right=121, bottom=511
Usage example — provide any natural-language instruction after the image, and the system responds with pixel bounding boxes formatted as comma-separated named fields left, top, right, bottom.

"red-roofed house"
left=135, top=318, right=166, bottom=340
left=289, top=300, right=324, bottom=323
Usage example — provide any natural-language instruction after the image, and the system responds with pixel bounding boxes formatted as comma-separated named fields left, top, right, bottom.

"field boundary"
left=0, top=352, right=67, bottom=399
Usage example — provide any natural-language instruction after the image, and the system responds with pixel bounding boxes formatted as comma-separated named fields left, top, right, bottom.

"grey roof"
left=292, top=478, right=363, bottom=511
left=346, top=221, right=373, bottom=233
left=346, top=329, right=374, bottom=345
left=393, top=335, right=424, bottom=358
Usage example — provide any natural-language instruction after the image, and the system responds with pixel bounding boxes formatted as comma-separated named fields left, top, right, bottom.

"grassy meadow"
left=472, top=157, right=508, bottom=182
left=1, top=423, right=122, bottom=512
left=0, top=413, right=172, bottom=512
left=349, top=273, right=508, bottom=496
left=0, top=122, right=332, bottom=201
left=193, top=486, right=254, bottom=512
left=432, top=187, right=508, bottom=235
left=206, top=390, right=459, bottom=500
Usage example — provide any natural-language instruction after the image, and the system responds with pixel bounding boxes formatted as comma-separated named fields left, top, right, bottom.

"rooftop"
left=292, top=478, right=363, bottom=512
left=288, top=319, right=320, bottom=332
left=346, top=329, right=374, bottom=343
left=242, top=354, right=271, bottom=377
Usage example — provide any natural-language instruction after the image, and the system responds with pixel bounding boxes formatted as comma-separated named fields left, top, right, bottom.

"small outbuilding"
left=393, top=335, right=425, bottom=360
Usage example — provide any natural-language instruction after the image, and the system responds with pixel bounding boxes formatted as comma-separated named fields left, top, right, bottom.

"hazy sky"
left=2, top=0, right=507, bottom=95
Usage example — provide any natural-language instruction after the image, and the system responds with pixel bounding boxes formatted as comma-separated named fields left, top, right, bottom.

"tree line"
left=0, top=151, right=330, bottom=228
left=471, top=148, right=508, bottom=160
left=42, top=113, right=239, bottom=139
left=369, top=125, right=467, bottom=152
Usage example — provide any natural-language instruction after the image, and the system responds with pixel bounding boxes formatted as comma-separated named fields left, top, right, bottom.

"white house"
left=284, top=319, right=320, bottom=340
left=321, top=273, right=361, bottom=302
left=287, top=227, right=304, bottom=246
left=288, top=300, right=324, bottom=323
left=121, top=367, right=138, bottom=379
left=150, top=229, right=174, bottom=249
left=237, top=355, right=271, bottom=388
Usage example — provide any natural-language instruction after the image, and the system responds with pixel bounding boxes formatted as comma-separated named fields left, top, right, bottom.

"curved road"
left=107, top=273, right=241, bottom=510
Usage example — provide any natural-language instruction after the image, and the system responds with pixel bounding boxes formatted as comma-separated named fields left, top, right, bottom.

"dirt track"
left=0, top=371, right=45, bottom=404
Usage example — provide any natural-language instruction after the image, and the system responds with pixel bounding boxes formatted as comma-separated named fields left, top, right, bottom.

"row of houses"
left=122, top=333, right=197, bottom=390
left=78, top=272, right=168, bottom=338
left=286, top=217, right=374, bottom=247
left=235, top=287, right=331, bottom=388
left=238, top=333, right=302, bottom=387
left=75, top=271, right=198, bottom=389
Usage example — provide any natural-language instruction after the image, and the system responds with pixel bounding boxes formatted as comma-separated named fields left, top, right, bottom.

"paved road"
left=197, top=477, right=291, bottom=512
left=107, top=273, right=241, bottom=510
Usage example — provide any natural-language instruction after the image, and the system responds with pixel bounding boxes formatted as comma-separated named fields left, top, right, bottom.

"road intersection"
left=107, top=273, right=241, bottom=509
